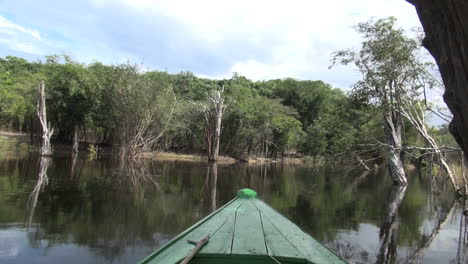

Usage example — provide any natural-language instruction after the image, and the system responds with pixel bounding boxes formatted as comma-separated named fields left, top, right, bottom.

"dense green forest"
left=0, top=54, right=455, bottom=158
left=0, top=18, right=457, bottom=164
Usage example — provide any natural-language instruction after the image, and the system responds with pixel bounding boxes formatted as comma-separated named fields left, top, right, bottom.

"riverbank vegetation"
left=0, top=18, right=461, bottom=181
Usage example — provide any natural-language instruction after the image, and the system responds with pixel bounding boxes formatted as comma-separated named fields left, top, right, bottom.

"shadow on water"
left=0, top=150, right=466, bottom=264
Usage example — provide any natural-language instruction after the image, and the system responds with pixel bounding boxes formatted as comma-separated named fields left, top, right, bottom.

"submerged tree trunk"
left=213, top=100, right=223, bottom=161
left=383, top=111, right=407, bottom=185
left=72, top=125, right=79, bottom=153
left=407, top=0, right=468, bottom=162
left=37, top=81, right=53, bottom=156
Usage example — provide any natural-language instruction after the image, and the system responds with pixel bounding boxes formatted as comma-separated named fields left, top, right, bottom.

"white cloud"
left=91, top=0, right=422, bottom=86
left=0, top=1, right=448, bottom=122
left=0, top=16, right=49, bottom=54
left=0, top=16, right=41, bottom=40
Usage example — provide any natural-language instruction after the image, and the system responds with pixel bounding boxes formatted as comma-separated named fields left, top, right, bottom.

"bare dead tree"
left=37, top=81, right=54, bottom=156
left=399, top=99, right=462, bottom=193
left=111, top=64, right=177, bottom=160
left=383, top=108, right=407, bottom=185
left=204, top=86, right=228, bottom=162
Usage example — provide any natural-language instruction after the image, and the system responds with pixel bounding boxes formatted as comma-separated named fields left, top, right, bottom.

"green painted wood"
left=231, top=200, right=267, bottom=255
left=139, top=189, right=347, bottom=264
left=140, top=198, right=244, bottom=264
left=260, top=209, right=305, bottom=259
left=190, top=254, right=309, bottom=264
left=198, top=215, right=235, bottom=254
left=237, top=188, right=257, bottom=198
left=250, top=198, right=346, bottom=264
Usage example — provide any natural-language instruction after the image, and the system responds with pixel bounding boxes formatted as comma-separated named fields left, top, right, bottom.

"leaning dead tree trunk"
left=72, top=125, right=79, bottom=153
left=37, top=81, right=54, bottom=156
left=383, top=110, right=408, bottom=185
left=400, top=100, right=462, bottom=193
left=407, top=0, right=468, bottom=162
left=204, top=86, right=227, bottom=162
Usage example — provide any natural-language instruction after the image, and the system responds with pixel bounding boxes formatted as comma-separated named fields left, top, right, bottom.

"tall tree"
left=110, top=64, right=176, bottom=159
left=204, top=86, right=227, bottom=162
left=332, top=17, right=427, bottom=185
left=45, top=55, right=96, bottom=151
left=0, top=56, right=42, bottom=133
left=37, top=81, right=53, bottom=156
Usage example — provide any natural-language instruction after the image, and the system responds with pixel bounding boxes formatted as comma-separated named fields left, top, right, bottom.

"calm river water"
left=0, top=139, right=466, bottom=264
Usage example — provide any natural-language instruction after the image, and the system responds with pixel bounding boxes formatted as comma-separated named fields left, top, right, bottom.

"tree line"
left=0, top=55, right=376, bottom=159
left=0, top=18, right=457, bottom=168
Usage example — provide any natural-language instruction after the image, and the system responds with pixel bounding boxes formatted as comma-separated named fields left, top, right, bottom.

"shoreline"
left=0, top=131, right=309, bottom=164
left=141, top=152, right=308, bottom=165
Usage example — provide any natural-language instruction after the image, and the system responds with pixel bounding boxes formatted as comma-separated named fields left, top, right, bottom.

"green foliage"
left=0, top=56, right=43, bottom=131
left=271, top=114, right=305, bottom=154
left=331, top=17, right=431, bottom=109
left=331, top=17, right=445, bottom=168
left=44, top=55, right=98, bottom=140
left=88, top=144, right=98, bottom=160
left=431, top=124, right=458, bottom=148
left=0, top=54, right=385, bottom=159
left=110, top=64, right=177, bottom=157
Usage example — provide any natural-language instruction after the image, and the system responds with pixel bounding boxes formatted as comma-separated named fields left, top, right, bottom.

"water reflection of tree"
left=14, top=158, right=463, bottom=263
left=22, top=158, right=167, bottom=262
left=117, top=159, right=160, bottom=193
left=201, top=162, right=218, bottom=213
left=25, top=156, right=51, bottom=228
left=376, top=185, right=407, bottom=264
left=70, top=152, right=78, bottom=178
left=326, top=240, right=370, bottom=264
left=455, top=202, right=468, bottom=264
left=406, top=200, right=457, bottom=263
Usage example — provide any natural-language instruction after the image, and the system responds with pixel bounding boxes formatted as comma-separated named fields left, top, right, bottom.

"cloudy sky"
left=0, top=0, right=423, bottom=89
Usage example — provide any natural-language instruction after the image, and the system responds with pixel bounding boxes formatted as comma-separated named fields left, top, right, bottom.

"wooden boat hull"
left=140, top=189, right=346, bottom=264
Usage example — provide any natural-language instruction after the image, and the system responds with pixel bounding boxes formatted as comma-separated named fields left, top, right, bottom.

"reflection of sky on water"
left=0, top=226, right=171, bottom=264
left=0, top=152, right=463, bottom=264
left=334, top=223, right=380, bottom=262
left=421, top=210, right=462, bottom=264
left=332, top=209, right=463, bottom=263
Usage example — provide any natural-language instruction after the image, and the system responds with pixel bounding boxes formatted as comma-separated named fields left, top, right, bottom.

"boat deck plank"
left=251, top=198, right=345, bottom=264
left=140, top=188, right=347, bottom=264
left=142, top=198, right=244, bottom=264
left=199, top=214, right=235, bottom=254
left=260, top=210, right=305, bottom=259
left=231, top=200, right=267, bottom=255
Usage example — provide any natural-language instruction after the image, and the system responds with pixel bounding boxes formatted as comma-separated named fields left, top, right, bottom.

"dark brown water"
left=0, top=138, right=466, bottom=264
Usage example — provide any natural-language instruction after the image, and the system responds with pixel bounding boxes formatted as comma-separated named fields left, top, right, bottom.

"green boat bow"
left=139, top=189, right=346, bottom=264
